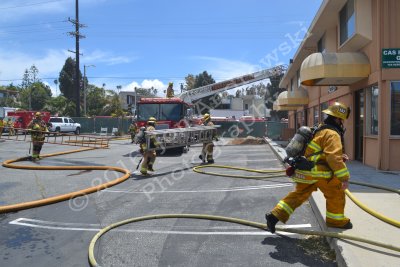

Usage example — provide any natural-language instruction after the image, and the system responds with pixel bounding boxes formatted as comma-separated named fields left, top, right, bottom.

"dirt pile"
left=228, top=136, right=266, bottom=145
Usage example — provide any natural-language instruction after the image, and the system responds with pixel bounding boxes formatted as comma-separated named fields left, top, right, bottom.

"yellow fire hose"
left=1, top=145, right=399, bottom=265
left=0, top=147, right=130, bottom=214
left=88, top=213, right=400, bottom=267
left=88, top=165, right=400, bottom=266
left=193, top=164, right=286, bottom=179
left=193, top=165, right=400, bottom=228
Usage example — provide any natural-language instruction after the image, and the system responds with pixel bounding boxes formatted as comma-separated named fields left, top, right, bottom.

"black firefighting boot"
left=327, top=221, right=353, bottom=229
left=148, top=164, right=154, bottom=172
left=265, top=213, right=279, bottom=233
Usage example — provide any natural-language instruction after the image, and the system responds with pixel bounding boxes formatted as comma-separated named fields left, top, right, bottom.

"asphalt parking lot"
left=0, top=138, right=336, bottom=266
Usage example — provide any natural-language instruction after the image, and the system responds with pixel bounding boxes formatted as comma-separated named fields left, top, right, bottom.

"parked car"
left=49, top=117, right=81, bottom=134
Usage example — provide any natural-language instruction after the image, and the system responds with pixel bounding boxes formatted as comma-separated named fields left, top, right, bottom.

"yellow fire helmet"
left=203, top=113, right=210, bottom=121
left=322, top=102, right=351, bottom=120
left=35, top=112, right=42, bottom=117
left=147, top=116, right=157, bottom=125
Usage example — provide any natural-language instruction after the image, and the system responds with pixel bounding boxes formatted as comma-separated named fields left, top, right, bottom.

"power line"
left=0, top=0, right=66, bottom=10
left=1, top=20, right=67, bottom=29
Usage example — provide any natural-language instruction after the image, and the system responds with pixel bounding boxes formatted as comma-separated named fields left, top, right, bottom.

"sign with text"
left=382, top=49, right=400, bottom=68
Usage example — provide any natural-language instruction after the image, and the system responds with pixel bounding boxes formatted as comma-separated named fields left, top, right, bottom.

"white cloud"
left=82, top=50, right=134, bottom=66
left=193, top=56, right=259, bottom=81
left=123, top=79, right=167, bottom=93
left=0, top=48, right=68, bottom=83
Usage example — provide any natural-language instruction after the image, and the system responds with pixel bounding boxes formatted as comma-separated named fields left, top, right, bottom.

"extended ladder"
left=143, top=126, right=217, bottom=151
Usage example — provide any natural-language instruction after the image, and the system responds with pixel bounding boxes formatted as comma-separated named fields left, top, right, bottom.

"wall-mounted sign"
left=382, top=49, right=400, bottom=68
left=328, top=86, right=337, bottom=94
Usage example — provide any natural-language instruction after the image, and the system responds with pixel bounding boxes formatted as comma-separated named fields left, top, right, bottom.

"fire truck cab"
left=136, top=97, right=193, bottom=129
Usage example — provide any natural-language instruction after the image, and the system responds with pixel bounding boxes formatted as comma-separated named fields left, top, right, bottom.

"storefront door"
left=355, top=90, right=364, bottom=161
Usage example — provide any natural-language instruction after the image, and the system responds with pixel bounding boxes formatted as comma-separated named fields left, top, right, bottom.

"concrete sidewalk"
left=266, top=138, right=400, bottom=267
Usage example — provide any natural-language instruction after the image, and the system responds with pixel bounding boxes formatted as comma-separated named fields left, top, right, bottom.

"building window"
left=0, top=92, right=4, bottom=98
left=317, top=34, right=326, bottom=53
left=320, top=102, right=328, bottom=121
left=339, top=0, right=355, bottom=45
left=290, top=78, right=294, bottom=92
left=313, top=106, right=319, bottom=125
left=391, top=81, right=400, bottom=135
left=366, top=85, right=379, bottom=135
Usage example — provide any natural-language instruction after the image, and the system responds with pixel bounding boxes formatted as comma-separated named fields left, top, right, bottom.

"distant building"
left=0, top=88, right=18, bottom=101
left=212, top=95, right=268, bottom=118
left=119, top=91, right=138, bottom=112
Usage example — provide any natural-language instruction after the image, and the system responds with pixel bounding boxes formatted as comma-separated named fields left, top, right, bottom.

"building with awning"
left=278, top=0, right=400, bottom=171
left=300, top=52, right=370, bottom=86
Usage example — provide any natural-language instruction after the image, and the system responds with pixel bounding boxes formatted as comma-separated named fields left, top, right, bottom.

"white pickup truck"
left=48, top=117, right=81, bottom=134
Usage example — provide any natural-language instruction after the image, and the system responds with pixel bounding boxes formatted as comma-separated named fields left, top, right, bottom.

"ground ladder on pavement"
left=0, top=128, right=109, bottom=148
left=143, top=126, right=217, bottom=151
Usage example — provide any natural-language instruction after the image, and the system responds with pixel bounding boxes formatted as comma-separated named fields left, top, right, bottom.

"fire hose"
left=88, top=165, right=400, bottom=266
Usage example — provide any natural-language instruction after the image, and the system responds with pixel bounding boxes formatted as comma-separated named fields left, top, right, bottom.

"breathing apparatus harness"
left=284, top=123, right=344, bottom=173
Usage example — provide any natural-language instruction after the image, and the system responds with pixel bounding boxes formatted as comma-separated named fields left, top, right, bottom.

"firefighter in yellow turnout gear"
left=266, top=102, right=352, bottom=232
left=128, top=121, right=138, bottom=143
left=0, top=118, right=4, bottom=138
left=28, top=112, right=49, bottom=161
left=7, top=118, right=15, bottom=136
left=199, top=113, right=217, bottom=164
left=139, top=117, right=159, bottom=175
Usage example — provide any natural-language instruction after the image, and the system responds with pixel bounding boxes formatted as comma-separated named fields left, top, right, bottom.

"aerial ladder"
left=178, top=65, right=286, bottom=103
left=140, top=65, right=287, bottom=151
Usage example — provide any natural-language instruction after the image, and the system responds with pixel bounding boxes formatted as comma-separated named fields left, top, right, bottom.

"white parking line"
left=103, top=183, right=293, bottom=194
left=9, top=218, right=311, bottom=236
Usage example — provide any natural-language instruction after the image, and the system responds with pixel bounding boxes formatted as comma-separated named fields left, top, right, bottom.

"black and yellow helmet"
left=322, top=102, right=351, bottom=120
left=147, top=117, right=157, bottom=125
left=203, top=113, right=210, bottom=121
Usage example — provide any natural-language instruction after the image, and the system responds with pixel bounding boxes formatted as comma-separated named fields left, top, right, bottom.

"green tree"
left=193, top=71, right=215, bottom=88
left=59, top=57, right=82, bottom=105
left=86, top=85, right=107, bottom=116
left=265, top=73, right=287, bottom=121
left=44, top=95, right=72, bottom=116
left=184, top=71, right=216, bottom=114
left=19, top=82, right=52, bottom=110
left=102, top=90, right=124, bottom=116
left=135, top=87, right=156, bottom=97
left=184, top=74, right=195, bottom=90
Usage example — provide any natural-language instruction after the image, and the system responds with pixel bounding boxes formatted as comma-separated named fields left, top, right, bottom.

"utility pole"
left=83, top=64, right=95, bottom=116
left=68, top=0, right=86, bottom=117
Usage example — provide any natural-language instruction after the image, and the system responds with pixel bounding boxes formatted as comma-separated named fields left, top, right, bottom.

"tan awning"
left=278, top=87, right=308, bottom=106
left=273, top=91, right=299, bottom=111
left=300, top=52, right=370, bottom=86
left=273, top=101, right=297, bottom=111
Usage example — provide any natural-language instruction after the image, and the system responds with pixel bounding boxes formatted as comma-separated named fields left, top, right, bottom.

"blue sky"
left=0, top=0, right=322, bottom=96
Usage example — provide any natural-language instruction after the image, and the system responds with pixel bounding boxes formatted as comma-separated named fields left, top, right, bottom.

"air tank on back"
left=285, top=126, right=313, bottom=158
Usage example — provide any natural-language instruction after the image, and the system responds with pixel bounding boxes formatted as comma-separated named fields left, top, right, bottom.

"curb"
left=264, top=137, right=347, bottom=267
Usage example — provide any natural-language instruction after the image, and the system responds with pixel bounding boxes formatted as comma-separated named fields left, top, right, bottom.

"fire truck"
left=136, top=65, right=287, bottom=129
left=4, top=111, right=50, bottom=134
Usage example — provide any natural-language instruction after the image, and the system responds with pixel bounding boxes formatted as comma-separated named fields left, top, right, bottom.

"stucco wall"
left=364, top=137, right=379, bottom=168
left=389, top=139, right=400, bottom=170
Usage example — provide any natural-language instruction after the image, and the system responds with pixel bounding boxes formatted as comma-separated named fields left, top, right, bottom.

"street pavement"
left=0, top=137, right=337, bottom=266
left=267, top=138, right=400, bottom=267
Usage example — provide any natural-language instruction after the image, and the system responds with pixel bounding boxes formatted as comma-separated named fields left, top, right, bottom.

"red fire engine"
left=4, top=111, right=50, bottom=134
left=135, top=65, right=286, bottom=129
